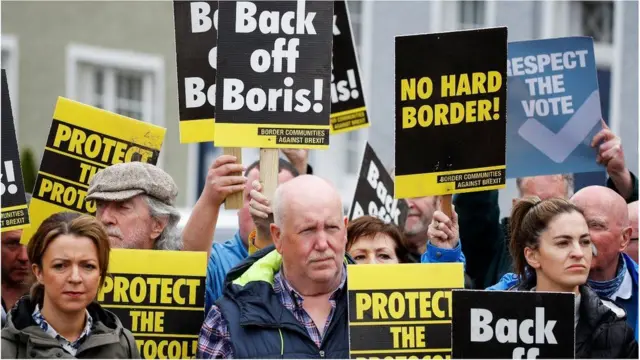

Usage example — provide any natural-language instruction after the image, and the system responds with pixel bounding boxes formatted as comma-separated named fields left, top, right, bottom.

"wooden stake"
left=259, top=148, right=279, bottom=201
left=223, top=147, right=243, bottom=209
left=250, top=148, right=279, bottom=252
left=441, top=194, right=453, bottom=219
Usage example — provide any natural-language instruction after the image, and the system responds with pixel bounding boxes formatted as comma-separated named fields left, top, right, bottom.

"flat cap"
left=87, top=162, right=178, bottom=206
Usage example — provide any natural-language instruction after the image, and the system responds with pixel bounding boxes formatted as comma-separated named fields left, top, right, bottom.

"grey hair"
left=516, top=174, right=574, bottom=199
left=144, top=195, right=182, bottom=250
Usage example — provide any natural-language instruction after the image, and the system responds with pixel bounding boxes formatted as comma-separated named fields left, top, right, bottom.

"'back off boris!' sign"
left=22, top=97, right=165, bottom=244
left=98, top=250, right=207, bottom=359
left=214, top=0, right=334, bottom=149
left=173, top=0, right=218, bottom=143
left=348, top=263, right=464, bottom=359
left=451, top=290, right=575, bottom=359
left=394, top=28, right=507, bottom=199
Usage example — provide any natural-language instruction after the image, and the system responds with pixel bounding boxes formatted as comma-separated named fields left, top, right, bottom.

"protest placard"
left=1, top=69, right=30, bottom=232
left=452, top=290, right=575, bottom=359
left=349, top=143, right=408, bottom=228
left=98, top=249, right=207, bottom=359
left=394, top=28, right=507, bottom=199
left=506, top=37, right=602, bottom=178
left=213, top=0, right=334, bottom=149
left=173, top=0, right=217, bottom=144
left=330, top=0, right=369, bottom=134
left=21, top=97, right=166, bottom=243
left=348, top=263, right=464, bottom=359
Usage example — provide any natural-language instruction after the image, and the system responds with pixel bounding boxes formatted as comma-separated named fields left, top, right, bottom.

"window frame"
left=65, top=43, right=165, bottom=168
left=1, top=34, right=19, bottom=134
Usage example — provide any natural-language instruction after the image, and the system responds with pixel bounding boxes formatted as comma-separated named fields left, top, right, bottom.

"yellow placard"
left=395, top=165, right=507, bottom=199
left=214, top=123, right=330, bottom=149
left=348, top=263, right=464, bottom=359
left=21, top=97, right=166, bottom=244
left=179, top=119, right=215, bottom=144
left=330, top=106, right=370, bottom=134
left=98, top=249, right=207, bottom=359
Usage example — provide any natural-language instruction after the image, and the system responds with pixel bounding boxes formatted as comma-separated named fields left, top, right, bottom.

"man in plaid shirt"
left=197, top=175, right=352, bottom=358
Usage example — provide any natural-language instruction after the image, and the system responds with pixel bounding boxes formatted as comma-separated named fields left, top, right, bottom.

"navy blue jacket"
left=216, top=246, right=351, bottom=358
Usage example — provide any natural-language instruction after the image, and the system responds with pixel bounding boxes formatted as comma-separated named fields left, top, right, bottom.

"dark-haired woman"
left=347, top=216, right=412, bottom=264
left=431, top=197, right=638, bottom=358
left=1, top=212, right=139, bottom=358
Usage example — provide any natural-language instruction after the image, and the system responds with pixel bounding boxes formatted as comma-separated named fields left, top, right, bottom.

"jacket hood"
left=2, top=295, right=125, bottom=341
left=578, top=285, right=626, bottom=327
left=223, top=244, right=355, bottom=289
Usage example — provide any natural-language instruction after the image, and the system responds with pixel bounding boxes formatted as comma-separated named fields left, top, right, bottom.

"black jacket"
left=575, top=285, right=638, bottom=358
left=512, top=280, right=638, bottom=358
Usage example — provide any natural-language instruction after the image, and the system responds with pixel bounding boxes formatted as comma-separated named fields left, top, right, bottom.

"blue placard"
left=506, top=37, right=602, bottom=179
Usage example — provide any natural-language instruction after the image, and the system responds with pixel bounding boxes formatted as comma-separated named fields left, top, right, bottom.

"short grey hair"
left=272, top=183, right=345, bottom=229
left=144, top=195, right=182, bottom=250
left=273, top=185, right=287, bottom=228
left=516, top=174, right=575, bottom=199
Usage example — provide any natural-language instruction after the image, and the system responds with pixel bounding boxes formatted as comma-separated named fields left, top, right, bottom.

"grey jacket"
left=1, top=296, right=139, bottom=359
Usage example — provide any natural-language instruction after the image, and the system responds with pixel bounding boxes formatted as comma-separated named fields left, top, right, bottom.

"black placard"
left=214, top=0, right=334, bottom=148
left=173, top=0, right=217, bottom=143
left=173, top=0, right=217, bottom=122
left=349, top=143, right=408, bottom=228
left=1, top=69, right=30, bottom=231
left=452, top=290, right=575, bottom=359
left=330, top=0, right=369, bottom=133
left=394, top=28, right=507, bottom=198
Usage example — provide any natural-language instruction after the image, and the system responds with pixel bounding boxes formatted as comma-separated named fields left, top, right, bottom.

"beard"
left=1, top=264, right=30, bottom=288
left=404, top=214, right=431, bottom=236
left=104, top=225, right=151, bottom=249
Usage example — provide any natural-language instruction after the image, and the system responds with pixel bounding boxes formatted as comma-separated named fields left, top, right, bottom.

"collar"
left=611, top=267, right=633, bottom=301
left=234, top=231, right=249, bottom=258
left=275, top=263, right=347, bottom=308
left=32, top=304, right=93, bottom=354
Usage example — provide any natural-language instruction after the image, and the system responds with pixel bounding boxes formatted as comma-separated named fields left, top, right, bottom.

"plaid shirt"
left=197, top=264, right=347, bottom=359
left=32, top=304, right=93, bottom=356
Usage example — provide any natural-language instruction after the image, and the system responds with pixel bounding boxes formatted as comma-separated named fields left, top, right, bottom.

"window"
left=66, top=44, right=164, bottom=125
left=1, top=34, right=19, bottom=131
left=66, top=44, right=165, bottom=167
left=459, top=0, right=486, bottom=29
left=346, top=0, right=363, bottom=58
left=567, top=1, right=615, bottom=67
left=345, top=130, right=363, bottom=174
left=576, top=1, right=614, bottom=44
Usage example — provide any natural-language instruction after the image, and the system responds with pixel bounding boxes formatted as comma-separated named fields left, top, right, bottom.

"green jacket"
left=1, top=296, right=139, bottom=359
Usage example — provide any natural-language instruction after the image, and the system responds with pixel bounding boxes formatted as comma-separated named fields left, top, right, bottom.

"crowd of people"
left=1, top=122, right=638, bottom=358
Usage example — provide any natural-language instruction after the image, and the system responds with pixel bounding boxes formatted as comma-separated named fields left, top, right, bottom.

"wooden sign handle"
left=223, top=147, right=243, bottom=210
left=259, top=148, right=279, bottom=201
left=248, top=148, right=279, bottom=252
left=441, top=194, right=453, bottom=219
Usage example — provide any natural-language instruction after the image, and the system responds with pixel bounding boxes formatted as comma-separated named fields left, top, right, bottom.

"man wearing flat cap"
left=86, top=162, right=182, bottom=250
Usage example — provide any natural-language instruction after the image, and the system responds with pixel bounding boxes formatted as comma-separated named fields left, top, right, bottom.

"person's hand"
left=427, top=207, right=459, bottom=249
left=203, top=155, right=246, bottom=207
left=281, top=149, right=309, bottom=175
left=248, top=180, right=274, bottom=237
left=592, top=119, right=627, bottom=176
